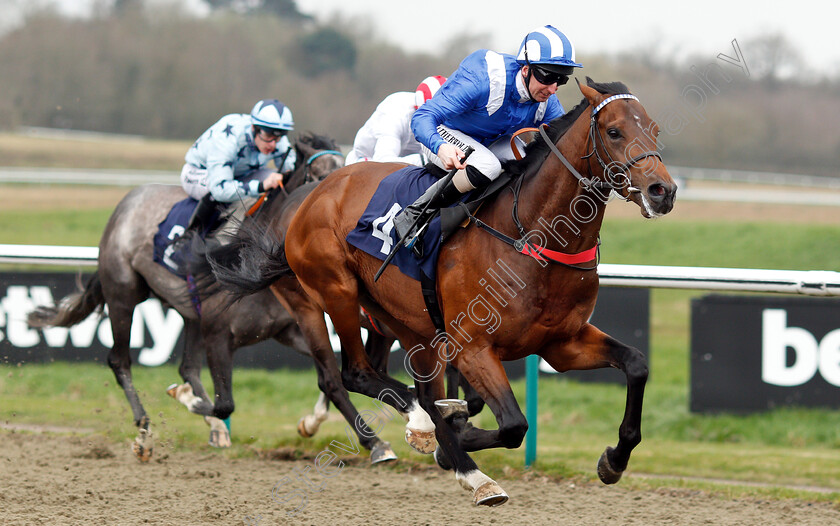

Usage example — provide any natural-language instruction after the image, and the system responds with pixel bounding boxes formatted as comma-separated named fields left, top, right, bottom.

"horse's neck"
left=516, top=121, right=607, bottom=254
left=284, top=162, right=307, bottom=192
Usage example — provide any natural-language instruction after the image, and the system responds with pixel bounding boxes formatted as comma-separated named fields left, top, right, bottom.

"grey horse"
left=27, top=133, right=398, bottom=463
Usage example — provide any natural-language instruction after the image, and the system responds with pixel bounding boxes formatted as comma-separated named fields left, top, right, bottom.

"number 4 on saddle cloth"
left=347, top=165, right=508, bottom=282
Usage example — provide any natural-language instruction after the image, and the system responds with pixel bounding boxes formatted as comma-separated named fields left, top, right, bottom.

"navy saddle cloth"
left=152, top=197, right=223, bottom=278
left=346, top=165, right=467, bottom=281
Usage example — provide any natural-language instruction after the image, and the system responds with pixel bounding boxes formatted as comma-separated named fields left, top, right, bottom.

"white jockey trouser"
left=420, top=125, right=519, bottom=191
left=180, top=163, right=210, bottom=200
left=180, top=164, right=272, bottom=201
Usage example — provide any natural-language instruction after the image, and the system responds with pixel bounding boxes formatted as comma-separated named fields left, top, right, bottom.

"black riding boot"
left=393, top=176, right=463, bottom=258
left=186, top=194, right=218, bottom=235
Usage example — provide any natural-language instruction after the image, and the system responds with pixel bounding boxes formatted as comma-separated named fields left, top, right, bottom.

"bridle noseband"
left=539, top=93, right=661, bottom=198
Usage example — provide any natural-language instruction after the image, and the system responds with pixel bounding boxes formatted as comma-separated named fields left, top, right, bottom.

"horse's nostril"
left=649, top=184, right=666, bottom=198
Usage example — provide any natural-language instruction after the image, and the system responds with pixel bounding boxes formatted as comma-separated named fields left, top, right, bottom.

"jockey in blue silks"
left=180, top=98, right=297, bottom=232
left=393, top=25, right=583, bottom=242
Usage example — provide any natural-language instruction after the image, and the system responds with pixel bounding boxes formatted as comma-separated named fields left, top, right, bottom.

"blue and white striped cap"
left=250, top=99, right=295, bottom=131
left=516, top=25, right=583, bottom=69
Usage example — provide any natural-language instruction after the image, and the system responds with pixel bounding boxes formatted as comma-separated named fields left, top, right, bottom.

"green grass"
left=0, top=208, right=112, bottom=246
left=600, top=219, right=840, bottom=271
left=3, top=362, right=840, bottom=503
left=3, top=165, right=840, bottom=503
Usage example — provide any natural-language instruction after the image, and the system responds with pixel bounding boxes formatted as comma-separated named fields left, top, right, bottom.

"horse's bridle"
left=303, top=149, right=343, bottom=183
left=538, top=93, right=661, bottom=198
left=474, top=93, right=660, bottom=271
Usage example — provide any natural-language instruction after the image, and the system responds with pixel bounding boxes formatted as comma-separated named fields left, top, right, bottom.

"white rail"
left=3, top=244, right=840, bottom=296
left=0, top=244, right=99, bottom=266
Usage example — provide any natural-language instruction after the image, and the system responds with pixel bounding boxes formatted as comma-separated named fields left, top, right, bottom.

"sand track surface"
left=2, top=431, right=838, bottom=526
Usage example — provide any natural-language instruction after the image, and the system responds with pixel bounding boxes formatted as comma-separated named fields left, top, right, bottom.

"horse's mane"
left=296, top=131, right=340, bottom=152
left=504, top=77, right=631, bottom=176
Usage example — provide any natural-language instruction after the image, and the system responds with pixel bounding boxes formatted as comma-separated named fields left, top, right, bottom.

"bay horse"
left=210, top=78, right=676, bottom=505
left=27, top=133, right=396, bottom=464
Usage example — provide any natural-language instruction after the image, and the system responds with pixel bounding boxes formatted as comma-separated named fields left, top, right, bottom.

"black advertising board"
left=1, top=272, right=648, bottom=382
left=691, top=294, right=840, bottom=413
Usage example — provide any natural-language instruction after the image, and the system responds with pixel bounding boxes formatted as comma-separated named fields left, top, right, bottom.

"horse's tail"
left=205, top=219, right=295, bottom=301
left=27, top=272, right=105, bottom=328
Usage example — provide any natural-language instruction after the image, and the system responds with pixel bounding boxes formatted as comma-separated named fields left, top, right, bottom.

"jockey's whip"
left=374, top=146, right=474, bottom=282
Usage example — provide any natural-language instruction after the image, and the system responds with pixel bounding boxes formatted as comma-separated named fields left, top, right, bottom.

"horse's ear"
left=578, top=78, right=603, bottom=107
left=296, top=139, right=316, bottom=159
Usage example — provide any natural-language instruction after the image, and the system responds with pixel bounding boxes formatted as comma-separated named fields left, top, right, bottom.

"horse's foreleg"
left=203, top=338, right=234, bottom=448
left=169, top=320, right=215, bottom=416
left=459, top=372, right=486, bottom=417
left=452, top=347, right=528, bottom=452
left=541, top=324, right=647, bottom=484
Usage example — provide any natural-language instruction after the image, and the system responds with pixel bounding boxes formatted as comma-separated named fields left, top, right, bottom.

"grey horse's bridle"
left=303, top=149, right=343, bottom=183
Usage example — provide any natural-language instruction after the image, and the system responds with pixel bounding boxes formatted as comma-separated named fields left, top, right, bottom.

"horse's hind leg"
left=298, top=392, right=330, bottom=438
left=364, top=329, right=393, bottom=376
left=541, top=323, right=648, bottom=484
left=104, top=300, right=154, bottom=461
left=275, top=323, right=334, bottom=438
left=272, top=282, right=397, bottom=464
left=298, top=321, right=394, bottom=438
left=326, top=297, right=434, bottom=454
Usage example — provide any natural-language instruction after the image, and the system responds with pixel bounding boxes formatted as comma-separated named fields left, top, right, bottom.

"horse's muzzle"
left=646, top=182, right=677, bottom=215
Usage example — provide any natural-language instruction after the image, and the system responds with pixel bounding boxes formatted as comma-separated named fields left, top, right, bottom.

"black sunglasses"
left=531, top=66, right=569, bottom=86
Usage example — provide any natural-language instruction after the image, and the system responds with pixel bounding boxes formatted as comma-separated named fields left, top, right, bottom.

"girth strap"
left=459, top=202, right=599, bottom=270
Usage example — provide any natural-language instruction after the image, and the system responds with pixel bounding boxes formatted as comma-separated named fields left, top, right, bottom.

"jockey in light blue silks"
left=393, top=25, right=583, bottom=243
left=180, top=99, right=296, bottom=231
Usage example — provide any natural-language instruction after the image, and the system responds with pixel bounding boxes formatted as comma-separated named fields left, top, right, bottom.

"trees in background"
left=0, top=3, right=837, bottom=176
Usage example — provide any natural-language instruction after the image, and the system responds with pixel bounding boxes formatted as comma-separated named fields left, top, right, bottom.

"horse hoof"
left=433, top=446, right=452, bottom=471
left=597, top=447, right=623, bottom=485
left=208, top=428, right=232, bottom=448
left=165, top=383, right=179, bottom=398
left=204, top=416, right=231, bottom=448
left=370, top=442, right=398, bottom=464
left=405, top=428, right=436, bottom=454
left=132, top=428, right=154, bottom=462
left=474, top=481, right=509, bottom=507
left=297, top=417, right=314, bottom=438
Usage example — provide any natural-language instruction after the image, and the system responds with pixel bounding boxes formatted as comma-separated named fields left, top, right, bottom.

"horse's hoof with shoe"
left=405, top=427, right=436, bottom=454
left=205, top=416, right=231, bottom=448
left=297, top=414, right=327, bottom=438
left=370, top=441, right=398, bottom=464
left=457, top=470, right=509, bottom=507
left=474, top=482, right=509, bottom=507
left=166, top=382, right=204, bottom=413
left=132, top=427, right=154, bottom=462
left=597, top=446, right=624, bottom=484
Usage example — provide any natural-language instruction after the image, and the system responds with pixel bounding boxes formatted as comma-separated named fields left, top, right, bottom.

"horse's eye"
left=607, top=128, right=622, bottom=139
